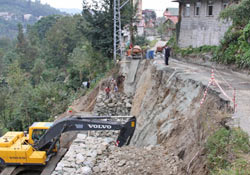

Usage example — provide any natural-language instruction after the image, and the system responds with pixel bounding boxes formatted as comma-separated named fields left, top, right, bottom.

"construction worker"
left=164, top=45, right=171, bottom=65
left=105, top=86, right=111, bottom=99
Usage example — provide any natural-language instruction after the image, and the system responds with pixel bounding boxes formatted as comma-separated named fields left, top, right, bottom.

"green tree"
left=3, top=61, right=32, bottom=130
left=81, top=0, right=113, bottom=58
left=31, top=59, right=45, bottom=85
left=16, top=23, right=27, bottom=54
left=80, top=0, right=135, bottom=58
left=6, top=61, right=29, bottom=91
left=29, top=15, right=60, bottom=41
left=220, top=0, right=250, bottom=27
left=44, top=15, right=84, bottom=68
left=16, top=23, right=38, bottom=71
left=214, top=0, right=250, bottom=67
left=157, top=20, right=175, bottom=39
left=69, top=41, right=109, bottom=85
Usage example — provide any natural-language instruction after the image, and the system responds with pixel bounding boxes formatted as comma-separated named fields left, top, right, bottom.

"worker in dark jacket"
left=164, top=46, right=171, bottom=65
left=87, top=80, right=90, bottom=89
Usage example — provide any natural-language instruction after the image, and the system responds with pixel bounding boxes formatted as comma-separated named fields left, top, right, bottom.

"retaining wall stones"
left=93, top=91, right=132, bottom=116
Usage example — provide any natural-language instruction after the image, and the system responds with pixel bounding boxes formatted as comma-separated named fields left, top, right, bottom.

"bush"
left=214, top=0, right=250, bottom=68
left=206, top=128, right=250, bottom=174
left=149, top=39, right=158, bottom=48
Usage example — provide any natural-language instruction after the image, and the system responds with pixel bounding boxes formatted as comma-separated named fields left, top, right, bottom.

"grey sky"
left=41, top=0, right=178, bottom=16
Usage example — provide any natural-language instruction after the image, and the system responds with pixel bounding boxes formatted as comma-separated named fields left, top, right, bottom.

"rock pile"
left=52, top=134, right=115, bottom=175
left=94, top=145, right=182, bottom=175
left=93, top=91, right=132, bottom=116
left=52, top=134, right=181, bottom=175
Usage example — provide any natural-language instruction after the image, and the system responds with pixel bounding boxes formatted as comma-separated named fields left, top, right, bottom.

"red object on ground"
left=156, top=46, right=165, bottom=53
left=68, top=106, right=73, bottom=113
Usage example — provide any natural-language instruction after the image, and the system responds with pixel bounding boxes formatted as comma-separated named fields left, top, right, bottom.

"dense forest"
left=0, top=0, right=64, bottom=38
left=0, top=0, right=134, bottom=134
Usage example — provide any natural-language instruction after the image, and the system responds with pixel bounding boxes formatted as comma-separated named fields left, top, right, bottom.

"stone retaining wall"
left=93, top=91, right=132, bottom=116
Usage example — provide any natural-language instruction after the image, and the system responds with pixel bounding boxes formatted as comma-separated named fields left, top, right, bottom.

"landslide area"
left=52, top=58, right=239, bottom=175
left=119, top=59, right=232, bottom=174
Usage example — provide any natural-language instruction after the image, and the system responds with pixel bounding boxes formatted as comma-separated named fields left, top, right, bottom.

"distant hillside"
left=0, top=0, right=65, bottom=39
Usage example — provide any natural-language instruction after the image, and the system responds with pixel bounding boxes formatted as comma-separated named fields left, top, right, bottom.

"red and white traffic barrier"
left=233, top=88, right=237, bottom=113
left=200, top=69, right=215, bottom=105
left=200, top=69, right=237, bottom=113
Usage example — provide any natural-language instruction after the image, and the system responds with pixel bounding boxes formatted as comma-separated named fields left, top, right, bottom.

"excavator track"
left=40, top=148, right=67, bottom=175
left=0, top=148, right=67, bottom=175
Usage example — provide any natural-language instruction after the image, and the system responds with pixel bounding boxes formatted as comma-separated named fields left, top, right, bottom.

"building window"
left=207, top=0, right=213, bottom=16
left=195, top=2, right=201, bottom=16
left=184, top=3, right=190, bottom=17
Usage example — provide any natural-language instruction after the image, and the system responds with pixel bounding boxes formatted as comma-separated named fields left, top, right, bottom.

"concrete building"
left=133, top=0, right=145, bottom=36
left=176, top=0, right=231, bottom=48
left=0, top=12, right=14, bottom=21
left=137, top=19, right=145, bottom=36
left=24, top=14, right=32, bottom=21
left=134, top=0, right=143, bottom=20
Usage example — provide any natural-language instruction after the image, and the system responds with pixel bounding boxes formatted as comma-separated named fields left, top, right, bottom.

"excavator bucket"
left=116, top=116, right=136, bottom=147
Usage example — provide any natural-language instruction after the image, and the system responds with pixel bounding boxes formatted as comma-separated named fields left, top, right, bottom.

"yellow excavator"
left=0, top=115, right=136, bottom=166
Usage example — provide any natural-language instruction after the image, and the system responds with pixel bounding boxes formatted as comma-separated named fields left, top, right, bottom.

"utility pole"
left=113, top=0, right=118, bottom=62
left=118, top=0, right=122, bottom=58
left=113, top=0, right=130, bottom=62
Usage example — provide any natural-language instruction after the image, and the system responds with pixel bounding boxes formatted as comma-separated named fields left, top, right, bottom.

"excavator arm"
left=34, top=116, right=136, bottom=152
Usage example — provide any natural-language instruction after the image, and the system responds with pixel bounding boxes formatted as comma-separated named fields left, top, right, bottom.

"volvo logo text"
left=88, top=124, right=112, bottom=129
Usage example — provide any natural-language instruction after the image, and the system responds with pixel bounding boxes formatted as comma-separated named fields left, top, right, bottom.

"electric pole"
left=113, top=0, right=130, bottom=62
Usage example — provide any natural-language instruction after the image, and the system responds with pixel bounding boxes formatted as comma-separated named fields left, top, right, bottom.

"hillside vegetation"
left=0, top=0, right=64, bottom=38
left=0, top=14, right=112, bottom=133
left=0, top=0, right=134, bottom=135
left=214, top=0, right=250, bottom=68
left=206, top=128, right=250, bottom=174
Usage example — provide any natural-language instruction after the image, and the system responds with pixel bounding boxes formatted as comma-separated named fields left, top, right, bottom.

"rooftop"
left=165, top=8, right=179, bottom=16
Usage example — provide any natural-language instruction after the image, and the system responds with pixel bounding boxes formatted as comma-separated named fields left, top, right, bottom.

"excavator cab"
left=28, top=122, right=53, bottom=145
left=31, top=129, right=47, bottom=144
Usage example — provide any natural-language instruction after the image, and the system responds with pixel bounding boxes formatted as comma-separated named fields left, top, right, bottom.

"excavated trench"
left=51, top=59, right=233, bottom=175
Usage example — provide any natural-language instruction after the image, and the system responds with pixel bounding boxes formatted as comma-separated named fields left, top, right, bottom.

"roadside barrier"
left=200, top=69, right=215, bottom=106
left=200, top=69, right=237, bottom=113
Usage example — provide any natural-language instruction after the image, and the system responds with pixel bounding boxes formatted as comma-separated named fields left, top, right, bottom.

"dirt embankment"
left=122, top=59, right=232, bottom=174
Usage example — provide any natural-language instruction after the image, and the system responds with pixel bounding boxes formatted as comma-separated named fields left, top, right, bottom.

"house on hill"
left=0, top=12, right=14, bottom=21
left=163, top=8, right=179, bottom=37
left=163, top=8, right=179, bottom=24
left=175, top=0, right=231, bottom=48
left=142, top=9, right=157, bottom=28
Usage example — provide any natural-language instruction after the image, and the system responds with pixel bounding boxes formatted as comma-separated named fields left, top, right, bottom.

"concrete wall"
left=137, top=26, right=144, bottom=36
left=179, top=0, right=231, bottom=48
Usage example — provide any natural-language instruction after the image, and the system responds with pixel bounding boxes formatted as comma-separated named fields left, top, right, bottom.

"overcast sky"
left=41, top=0, right=178, bottom=16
